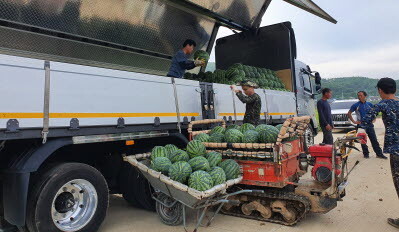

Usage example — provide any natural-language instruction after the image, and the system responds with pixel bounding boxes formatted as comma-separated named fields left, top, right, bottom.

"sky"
left=209, top=0, right=399, bottom=79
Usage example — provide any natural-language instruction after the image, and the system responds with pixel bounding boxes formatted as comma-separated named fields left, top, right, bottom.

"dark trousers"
left=360, top=127, right=383, bottom=157
left=390, top=154, right=399, bottom=199
left=321, top=126, right=334, bottom=144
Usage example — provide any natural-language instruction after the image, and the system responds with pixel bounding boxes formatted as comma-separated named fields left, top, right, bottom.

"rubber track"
left=221, top=191, right=311, bottom=226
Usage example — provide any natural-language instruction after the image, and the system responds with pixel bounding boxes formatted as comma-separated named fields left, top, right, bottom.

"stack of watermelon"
left=183, top=63, right=289, bottom=91
left=148, top=142, right=241, bottom=192
left=196, top=123, right=282, bottom=144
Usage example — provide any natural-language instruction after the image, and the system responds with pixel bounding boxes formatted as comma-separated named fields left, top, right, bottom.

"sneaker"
left=364, top=156, right=370, bottom=159
left=377, top=154, right=388, bottom=159
left=388, top=218, right=399, bottom=228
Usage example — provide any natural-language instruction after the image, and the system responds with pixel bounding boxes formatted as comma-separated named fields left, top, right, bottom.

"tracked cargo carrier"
left=0, top=0, right=336, bottom=231
left=187, top=118, right=357, bottom=226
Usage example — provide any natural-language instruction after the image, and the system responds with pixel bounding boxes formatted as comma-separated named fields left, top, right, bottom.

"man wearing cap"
left=230, top=80, right=261, bottom=125
left=362, top=77, right=399, bottom=228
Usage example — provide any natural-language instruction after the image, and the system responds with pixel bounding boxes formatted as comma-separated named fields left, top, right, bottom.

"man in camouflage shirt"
left=231, top=80, right=261, bottom=125
left=362, top=78, right=399, bottom=228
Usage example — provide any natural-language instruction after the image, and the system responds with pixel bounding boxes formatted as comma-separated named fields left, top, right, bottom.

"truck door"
left=200, top=82, right=215, bottom=119
left=296, top=66, right=317, bottom=124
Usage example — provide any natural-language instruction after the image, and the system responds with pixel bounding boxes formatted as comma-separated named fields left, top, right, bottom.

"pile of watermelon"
left=183, top=63, right=289, bottom=91
left=194, top=123, right=282, bottom=144
left=149, top=142, right=240, bottom=192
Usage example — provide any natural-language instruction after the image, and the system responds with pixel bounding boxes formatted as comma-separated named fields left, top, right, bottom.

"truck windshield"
left=331, top=101, right=357, bottom=110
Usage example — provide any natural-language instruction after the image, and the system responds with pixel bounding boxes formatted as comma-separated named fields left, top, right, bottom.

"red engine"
left=308, top=144, right=342, bottom=183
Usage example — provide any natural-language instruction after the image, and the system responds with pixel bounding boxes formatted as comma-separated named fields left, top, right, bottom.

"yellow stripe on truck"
left=0, top=112, right=200, bottom=119
left=218, top=113, right=245, bottom=116
left=268, top=112, right=296, bottom=116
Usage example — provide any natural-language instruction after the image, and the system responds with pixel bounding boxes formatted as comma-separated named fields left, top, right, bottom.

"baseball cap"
left=237, top=80, right=259, bottom=88
left=376, top=77, right=396, bottom=94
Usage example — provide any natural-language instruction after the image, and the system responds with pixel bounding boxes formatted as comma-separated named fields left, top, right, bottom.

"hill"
left=321, top=77, right=398, bottom=101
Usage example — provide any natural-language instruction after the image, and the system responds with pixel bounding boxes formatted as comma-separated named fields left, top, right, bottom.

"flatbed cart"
left=124, top=153, right=263, bottom=232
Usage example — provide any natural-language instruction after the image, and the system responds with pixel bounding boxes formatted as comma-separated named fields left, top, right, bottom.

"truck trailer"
left=0, top=0, right=336, bottom=231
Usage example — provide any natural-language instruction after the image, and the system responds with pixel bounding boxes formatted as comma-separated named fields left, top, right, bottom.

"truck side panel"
left=174, top=78, right=203, bottom=121
left=0, top=55, right=45, bottom=128
left=264, top=90, right=297, bottom=120
left=212, top=83, right=296, bottom=123
left=0, top=55, right=203, bottom=130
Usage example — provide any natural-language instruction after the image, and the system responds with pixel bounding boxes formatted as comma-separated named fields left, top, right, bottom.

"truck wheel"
left=119, top=162, right=141, bottom=208
left=304, top=125, right=315, bottom=148
left=155, top=193, right=183, bottom=226
left=120, top=162, right=155, bottom=211
left=26, top=163, right=109, bottom=232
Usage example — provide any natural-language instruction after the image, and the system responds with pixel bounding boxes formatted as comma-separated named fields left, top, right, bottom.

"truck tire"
left=119, top=162, right=155, bottom=211
left=119, top=162, right=141, bottom=208
left=25, top=163, right=109, bottom=232
left=304, top=125, right=315, bottom=150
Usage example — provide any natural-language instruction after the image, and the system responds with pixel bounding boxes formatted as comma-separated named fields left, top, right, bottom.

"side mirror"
left=315, top=72, right=321, bottom=85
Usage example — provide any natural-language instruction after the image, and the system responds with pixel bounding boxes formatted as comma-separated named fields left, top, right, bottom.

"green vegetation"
left=321, top=77, right=399, bottom=101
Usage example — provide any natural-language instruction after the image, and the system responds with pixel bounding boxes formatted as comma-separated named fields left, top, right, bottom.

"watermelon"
left=193, top=50, right=210, bottom=62
left=275, top=124, right=284, bottom=132
left=209, top=132, right=224, bottom=143
left=219, top=159, right=240, bottom=180
left=188, top=156, right=210, bottom=172
left=224, top=129, right=243, bottom=143
left=151, top=146, right=167, bottom=160
left=194, top=133, right=210, bottom=142
left=186, top=140, right=206, bottom=159
left=165, top=144, right=179, bottom=155
left=227, top=124, right=240, bottom=130
left=210, top=126, right=225, bottom=135
left=206, top=151, right=222, bottom=168
left=242, top=130, right=259, bottom=143
left=258, top=126, right=280, bottom=143
left=240, top=123, right=255, bottom=133
left=255, top=124, right=269, bottom=133
left=209, top=167, right=226, bottom=186
left=227, top=68, right=240, bottom=79
left=184, top=72, right=193, bottom=80
left=188, top=170, right=213, bottom=191
left=168, top=161, right=192, bottom=184
left=168, top=149, right=190, bottom=163
left=151, top=157, right=172, bottom=174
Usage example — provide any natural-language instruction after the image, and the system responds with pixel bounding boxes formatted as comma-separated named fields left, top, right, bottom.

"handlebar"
left=339, top=136, right=362, bottom=142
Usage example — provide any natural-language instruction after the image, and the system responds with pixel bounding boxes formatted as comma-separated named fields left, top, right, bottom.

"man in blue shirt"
left=167, top=39, right=204, bottom=78
left=362, top=78, right=399, bottom=228
left=348, top=91, right=386, bottom=159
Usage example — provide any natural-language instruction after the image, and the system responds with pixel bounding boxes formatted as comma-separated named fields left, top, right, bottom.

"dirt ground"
left=100, top=119, right=399, bottom=232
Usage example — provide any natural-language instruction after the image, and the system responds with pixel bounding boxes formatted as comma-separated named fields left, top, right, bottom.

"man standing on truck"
left=167, top=39, right=205, bottom=78
left=317, top=88, right=334, bottom=144
left=348, top=91, right=387, bottom=159
left=361, top=78, right=399, bottom=228
left=230, top=80, right=261, bottom=125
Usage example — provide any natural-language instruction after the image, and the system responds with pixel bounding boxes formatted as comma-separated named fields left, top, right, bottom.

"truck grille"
left=332, top=114, right=348, bottom=122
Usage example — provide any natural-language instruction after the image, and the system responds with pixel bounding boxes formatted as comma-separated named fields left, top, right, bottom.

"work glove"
left=194, top=58, right=205, bottom=67
left=230, top=85, right=240, bottom=93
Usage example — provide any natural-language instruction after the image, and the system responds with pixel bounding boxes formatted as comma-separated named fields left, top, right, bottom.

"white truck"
left=0, top=0, right=336, bottom=231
